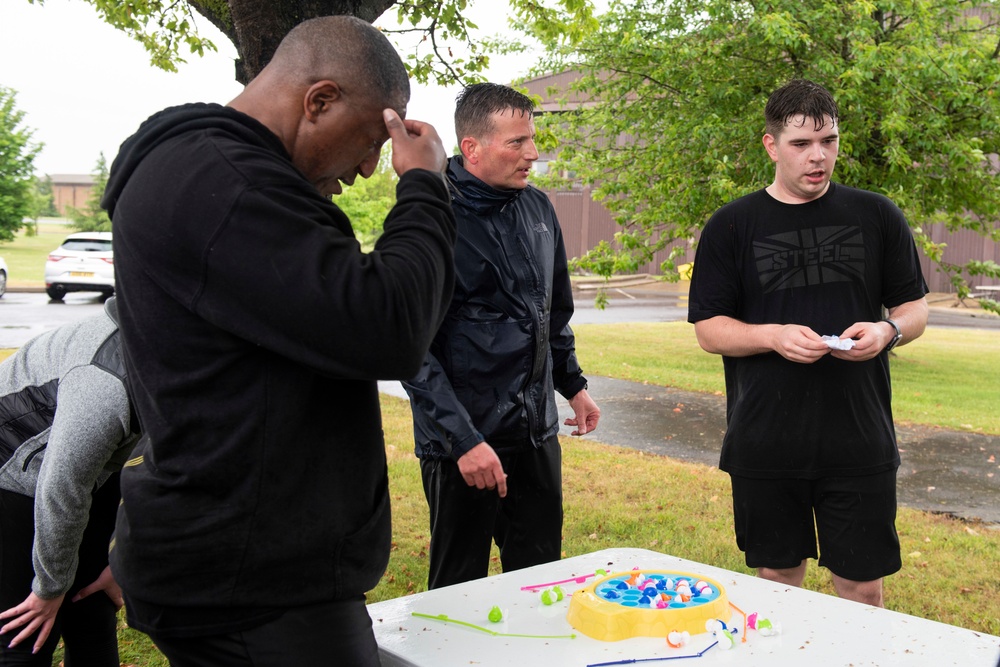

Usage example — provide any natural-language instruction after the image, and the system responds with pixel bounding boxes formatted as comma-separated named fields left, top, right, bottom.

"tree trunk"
left=190, top=0, right=397, bottom=84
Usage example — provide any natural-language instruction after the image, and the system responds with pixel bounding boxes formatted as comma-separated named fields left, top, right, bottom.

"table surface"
left=368, top=548, right=1000, bottom=667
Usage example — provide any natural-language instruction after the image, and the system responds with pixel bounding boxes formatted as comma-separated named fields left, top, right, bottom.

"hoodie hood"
left=446, top=155, right=524, bottom=216
left=102, top=103, right=288, bottom=218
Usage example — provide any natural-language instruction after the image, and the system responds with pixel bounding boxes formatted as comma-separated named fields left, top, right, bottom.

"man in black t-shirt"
left=688, top=79, right=928, bottom=607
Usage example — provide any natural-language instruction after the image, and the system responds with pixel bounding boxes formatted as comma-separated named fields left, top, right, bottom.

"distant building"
left=47, top=174, right=94, bottom=216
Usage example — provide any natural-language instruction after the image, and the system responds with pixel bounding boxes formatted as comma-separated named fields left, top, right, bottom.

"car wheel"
left=46, top=285, right=67, bottom=301
left=0, top=270, right=6, bottom=298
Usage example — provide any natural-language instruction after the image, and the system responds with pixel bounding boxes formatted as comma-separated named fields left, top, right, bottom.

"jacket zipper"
left=22, top=444, right=46, bottom=471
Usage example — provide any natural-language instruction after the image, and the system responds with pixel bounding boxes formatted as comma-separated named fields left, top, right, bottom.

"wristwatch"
left=882, top=318, right=902, bottom=352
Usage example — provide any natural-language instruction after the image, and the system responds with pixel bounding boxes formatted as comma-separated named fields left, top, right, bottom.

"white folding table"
left=368, top=547, right=1000, bottom=666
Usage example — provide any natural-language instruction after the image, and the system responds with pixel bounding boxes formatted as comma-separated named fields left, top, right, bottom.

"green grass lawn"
left=0, top=221, right=73, bottom=285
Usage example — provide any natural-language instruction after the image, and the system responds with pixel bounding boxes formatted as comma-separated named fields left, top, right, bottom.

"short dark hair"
left=274, top=16, right=409, bottom=110
left=454, top=83, right=535, bottom=144
left=764, top=79, right=839, bottom=138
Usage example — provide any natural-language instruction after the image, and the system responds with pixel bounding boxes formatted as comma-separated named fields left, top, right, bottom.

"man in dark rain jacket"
left=404, top=83, right=600, bottom=590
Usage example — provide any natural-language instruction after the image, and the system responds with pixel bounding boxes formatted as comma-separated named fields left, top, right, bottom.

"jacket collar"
left=447, top=156, right=524, bottom=214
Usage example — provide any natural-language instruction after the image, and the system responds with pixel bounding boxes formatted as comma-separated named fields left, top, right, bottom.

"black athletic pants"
left=0, top=475, right=121, bottom=667
left=420, top=434, right=563, bottom=590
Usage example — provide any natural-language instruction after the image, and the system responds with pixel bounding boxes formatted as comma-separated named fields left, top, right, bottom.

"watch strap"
left=883, top=318, right=902, bottom=352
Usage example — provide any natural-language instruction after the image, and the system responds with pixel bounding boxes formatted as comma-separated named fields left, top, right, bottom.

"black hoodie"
left=103, top=103, right=455, bottom=636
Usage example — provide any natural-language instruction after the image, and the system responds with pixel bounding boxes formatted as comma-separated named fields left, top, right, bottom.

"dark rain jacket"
left=404, top=156, right=586, bottom=460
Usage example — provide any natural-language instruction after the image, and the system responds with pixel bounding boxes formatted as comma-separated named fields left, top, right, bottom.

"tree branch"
left=187, top=1, right=238, bottom=46
left=426, top=16, right=464, bottom=82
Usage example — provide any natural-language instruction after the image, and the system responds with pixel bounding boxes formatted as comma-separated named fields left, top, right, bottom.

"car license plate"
left=70, top=272, right=94, bottom=277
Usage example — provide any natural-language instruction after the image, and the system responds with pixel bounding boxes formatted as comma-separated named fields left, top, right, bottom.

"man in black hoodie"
left=101, top=16, right=455, bottom=666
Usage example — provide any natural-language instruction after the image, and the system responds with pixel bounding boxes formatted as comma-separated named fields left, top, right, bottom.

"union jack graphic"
left=753, top=226, right=865, bottom=293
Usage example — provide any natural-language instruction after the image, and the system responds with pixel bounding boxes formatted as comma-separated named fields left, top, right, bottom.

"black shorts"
left=729, top=470, right=901, bottom=582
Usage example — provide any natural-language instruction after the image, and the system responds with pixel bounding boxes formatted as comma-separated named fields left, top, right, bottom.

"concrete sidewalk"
left=381, top=375, right=1000, bottom=526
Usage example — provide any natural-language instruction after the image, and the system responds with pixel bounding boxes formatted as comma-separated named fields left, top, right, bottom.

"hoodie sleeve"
left=195, top=169, right=456, bottom=380
left=117, top=154, right=456, bottom=381
left=246, top=172, right=452, bottom=378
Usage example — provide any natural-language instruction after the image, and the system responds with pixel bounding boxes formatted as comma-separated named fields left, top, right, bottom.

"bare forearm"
left=694, top=316, right=830, bottom=364
left=694, top=316, right=785, bottom=357
left=886, top=297, right=929, bottom=348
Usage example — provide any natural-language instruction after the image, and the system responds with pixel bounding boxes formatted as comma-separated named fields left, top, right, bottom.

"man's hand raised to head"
left=383, top=109, right=447, bottom=176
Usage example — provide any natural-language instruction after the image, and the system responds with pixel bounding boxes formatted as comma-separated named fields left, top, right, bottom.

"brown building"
left=47, top=174, right=95, bottom=216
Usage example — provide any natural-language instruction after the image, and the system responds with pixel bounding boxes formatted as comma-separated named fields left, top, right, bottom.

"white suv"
left=0, top=255, right=7, bottom=298
left=44, top=232, right=115, bottom=301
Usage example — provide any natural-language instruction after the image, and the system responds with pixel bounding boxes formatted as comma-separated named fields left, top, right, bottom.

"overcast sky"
left=0, top=0, right=535, bottom=175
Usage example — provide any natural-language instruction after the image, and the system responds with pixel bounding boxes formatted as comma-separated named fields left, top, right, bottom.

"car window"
left=61, top=239, right=113, bottom=252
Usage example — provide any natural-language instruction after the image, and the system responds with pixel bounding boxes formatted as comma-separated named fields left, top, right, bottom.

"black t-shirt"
left=688, top=183, right=928, bottom=479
